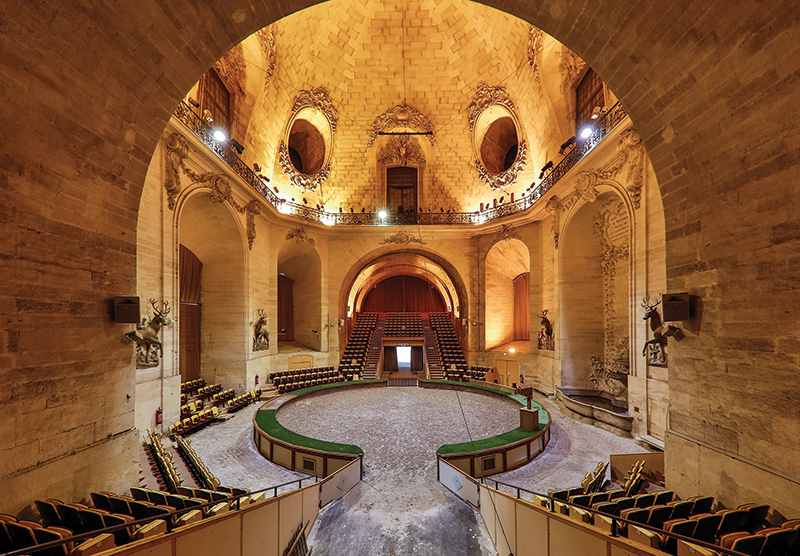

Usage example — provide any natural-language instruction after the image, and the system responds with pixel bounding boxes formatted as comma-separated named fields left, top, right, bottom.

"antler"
left=641, top=295, right=661, bottom=309
left=257, top=308, right=266, bottom=318
left=149, top=298, right=170, bottom=317
left=539, top=309, right=548, bottom=318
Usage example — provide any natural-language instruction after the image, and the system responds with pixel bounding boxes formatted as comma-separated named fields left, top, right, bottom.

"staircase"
left=421, top=317, right=443, bottom=379
left=363, top=316, right=385, bottom=379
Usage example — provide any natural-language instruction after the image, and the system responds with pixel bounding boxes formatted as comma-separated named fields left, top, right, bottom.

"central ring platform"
left=253, top=379, right=550, bottom=479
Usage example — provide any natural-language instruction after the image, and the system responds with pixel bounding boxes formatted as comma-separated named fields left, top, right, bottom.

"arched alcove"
left=560, top=192, right=631, bottom=403
left=361, top=275, right=446, bottom=313
left=277, top=240, right=322, bottom=351
left=178, top=192, right=247, bottom=389
left=485, top=239, right=530, bottom=350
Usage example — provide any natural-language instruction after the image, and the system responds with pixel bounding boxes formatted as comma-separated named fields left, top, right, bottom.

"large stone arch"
left=4, top=0, right=800, bottom=515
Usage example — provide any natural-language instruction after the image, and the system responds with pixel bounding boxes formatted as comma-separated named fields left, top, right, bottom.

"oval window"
left=286, top=107, right=332, bottom=176
left=475, top=106, right=519, bottom=175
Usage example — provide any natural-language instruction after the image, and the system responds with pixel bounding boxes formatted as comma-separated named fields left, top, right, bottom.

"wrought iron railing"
left=172, top=100, right=628, bottom=227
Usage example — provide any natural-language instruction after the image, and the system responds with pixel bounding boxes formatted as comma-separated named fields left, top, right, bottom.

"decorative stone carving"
left=164, top=133, right=190, bottom=210
left=538, top=309, right=554, bottom=351
left=245, top=200, right=261, bottom=250
left=278, top=141, right=331, bottom=192
left=527, top=27, right=545, bottom=87
left=467, top=82, right=516, bottom=133
left=618, top=129, right=645, bottom=209
left=256, top=26, right=276, bottom=92
left=285, top=227, right=316, bottom=247
left=593, top=199, right=630, bottom=368
left=490, top=224, right=522, bottom=246
left=379, top=230, right=426, bottom=245
left=558, top=47, right=586, bottom=94
left=125, top=299, right=171, bottom=368
left=575, top=170, right=600, bottom=202
left=589, top=352, right=629, bottom=406
left=208, top=175, right=233, bottom=204
left=253, top=308, right=270, bottom=351
left=369, top=103, right=434, bottom=148
left=378, top=135, right=426, bottom=167
left=545, top=195, right=564, bottom=249
left=291, top=86, right=338, bottom=132
left=215, top=44, right=246, bottom=95
left=475, top=140, right=528, bottom=191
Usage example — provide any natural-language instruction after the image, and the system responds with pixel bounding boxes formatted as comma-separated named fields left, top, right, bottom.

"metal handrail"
left=480, top=477, right=748, bottom=556
left=171, top=100, right=628, bottom=227
left=2, top=477, right=318, bottom=556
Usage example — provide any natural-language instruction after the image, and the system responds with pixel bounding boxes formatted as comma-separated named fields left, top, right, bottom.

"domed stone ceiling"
left=190, top=0, right=605, bottom=214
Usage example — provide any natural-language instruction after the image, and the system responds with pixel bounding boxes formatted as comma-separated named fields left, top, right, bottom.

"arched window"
left=576, top=68, right=604, bottom=135
left=200, top=69, right=232, bottom=134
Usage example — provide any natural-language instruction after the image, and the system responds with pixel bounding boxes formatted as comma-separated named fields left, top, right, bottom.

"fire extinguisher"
left=255, top=374, right=259, bottom=386
left=155, top=407, right=163, bottom=425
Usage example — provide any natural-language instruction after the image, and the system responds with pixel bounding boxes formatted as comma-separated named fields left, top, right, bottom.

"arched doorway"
left=178, top=192, right=247, bottom=388
left=277, top=239, right=322, bottom=351
left=485, top=239, right=531, bottom=351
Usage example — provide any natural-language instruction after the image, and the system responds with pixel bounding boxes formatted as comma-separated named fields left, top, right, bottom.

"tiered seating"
left=197, top=383, right=222, bottom=400
left=429, top=312, right=467, bottom=372
left=272, top=367, right=343, bottom=393
left=180, top=379, right=206, bottom=395
left=168, top=407, right=218, bottom=436
left=443, top=365, right=491, bottom=382
left=175, top=436, right=221, bottom=491
left=211, top=389, right=236, bottom=406
left=226, top=389, right=261, bottom=412
left=145, top=429, right=181, bottom=493
left=383, top=312, right=424, bottom=337
left=338, top=313, right=377, bottom=376
left=538, top=461, right=800, bottom=556
left=180, top=399, right=204, bottom=419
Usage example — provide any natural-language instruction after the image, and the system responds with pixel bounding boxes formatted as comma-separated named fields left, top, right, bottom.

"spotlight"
left=591, top=106, right=607, bottom=120
left=230, top=139, right=244, bottom=154
left=539, top=160, right=554, bottom=179
left=509, top=347, right=516, bottom=353
left=378, top=209, right=387, bottom=219
left=213, top=129, right=227, bottom=142
left=558, top=136, right=576, bottom=156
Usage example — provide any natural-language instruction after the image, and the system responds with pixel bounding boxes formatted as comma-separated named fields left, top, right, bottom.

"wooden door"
left=278, top=273, right=294, bottom=342
left=180, top=303, right=201, bottom=382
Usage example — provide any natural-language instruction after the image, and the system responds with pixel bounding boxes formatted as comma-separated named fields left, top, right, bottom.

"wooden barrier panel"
left=438, top=457, right=480, bottom=507
left=320, top=457, right=363, bottom=507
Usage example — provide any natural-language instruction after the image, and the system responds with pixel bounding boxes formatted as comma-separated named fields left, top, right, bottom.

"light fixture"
left=509, top=347, right=516, bottom=353
left=558, top=136, right=576, bottom=156
left=230, top=139, right=244, bottom=154
left=580, top=127, right=593, bottom=139
left=378, top=209, right=387, bottom=219
left=213, top=129, right=227, bottom=142
left=539, top=160, right=554, bottom=179
left=591, top=106, right=602, bottom=119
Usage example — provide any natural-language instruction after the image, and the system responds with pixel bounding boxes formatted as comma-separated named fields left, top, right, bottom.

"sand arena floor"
left=189, top=386, right=648, bottom=555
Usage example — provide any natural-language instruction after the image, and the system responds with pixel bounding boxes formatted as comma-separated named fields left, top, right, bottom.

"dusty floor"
left=188, top=386, right=649, bottom=556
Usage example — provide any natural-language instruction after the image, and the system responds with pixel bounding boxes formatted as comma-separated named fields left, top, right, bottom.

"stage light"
left=591, top=106, right=602, bottom=119
left=230, top=139, right=244, bottom=154
left=539, top=160, right=554, bottom=179
left=580, top=127, right=593, bottom=139
left=558, top=136, right=576, bottom=156
left=509, top=347, right=516, bottom=353
left=378, top=209, right=387, bottom=219
left=213, top=129, right=227, bottom=142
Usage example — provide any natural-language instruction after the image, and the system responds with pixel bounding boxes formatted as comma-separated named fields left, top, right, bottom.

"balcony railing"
left=172, top=100, right=628, bottom=226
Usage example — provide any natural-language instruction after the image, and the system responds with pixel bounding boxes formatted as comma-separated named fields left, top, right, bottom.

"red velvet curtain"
left=278, top=274, right=294, bottom=342
left=384, top=346, right=398, bottom=373
left=513, top=272, right=530, bottom=340
left=411, top=346, right=424, bottom=372
left=179, top=244, right=202, bottom=303
left=362, top=275, right=445, bottom=313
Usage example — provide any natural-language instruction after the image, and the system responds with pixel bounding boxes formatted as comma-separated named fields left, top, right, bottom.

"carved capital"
left=256, top=26, right=276, bottom=93
left=575, top=171, right=600, bottom=203
left=490, top=224, right=522, bottom=247
left=245, top=201, right=262, bottom=250
left=164, top=133, right=190, bottom=210
left=558, top=47, right=586, bottom=94
left=527, top=27, right=545, bottom=87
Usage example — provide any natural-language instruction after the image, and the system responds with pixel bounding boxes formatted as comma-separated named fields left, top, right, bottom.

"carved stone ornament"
left=161, top=135, right=261, bottom=250
left=558, top=47, right=586, bottom=94
left=368, top=103, right=434, bottom=148
left=125, top=299, right=172, bottom=368
left=378, top=135, right=426, bottom=167
left=285, top=227, right=316, bottom=247
left=256, top=26, right=276, bottom=93
left=618, top=129, right=645, bottom=209
left=253, top=308, right=270, bottom=352
left=527, top=27, right=545, bottom=87
left=575, top=170, right=600, bottom=203
left=164, top=133, right=190, bottom=210
left=467, top=82, right=516, bottom=134
left=291, top=86, right=338, bottom=133
left=278, top=141, right=331, bottom=192
left=379, top=230, right=426, bottom=245
left=490, top=224, right=522, bottom=246
left=476, top=139, right=528, bottom=191
left=545, top=195, right=564, bottom=249
left=215, top=44, right=246, bottom=95
left=538, top=309, right=554, bottom=351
